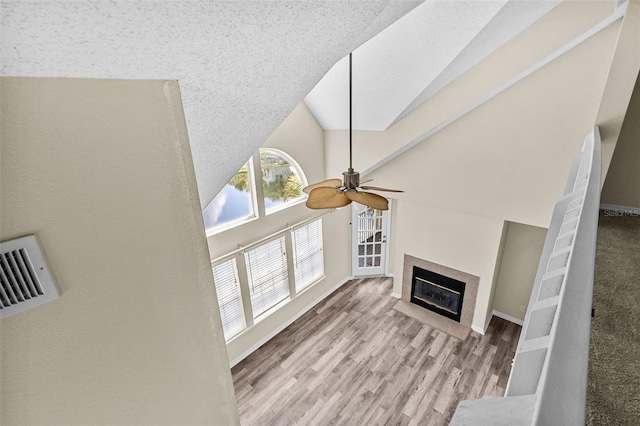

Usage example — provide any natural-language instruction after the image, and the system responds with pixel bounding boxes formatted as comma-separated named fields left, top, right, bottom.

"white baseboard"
left=474, top=311, right=526, bottom=334
left=229, top=275, right=354, bottom=368
left=600, top=203, right=640, bottom=216
left=472, top=324, right=487, bottom=335
left=492, top=310, right=524, bottom=326
left=390, top=291, right=401, bottom=299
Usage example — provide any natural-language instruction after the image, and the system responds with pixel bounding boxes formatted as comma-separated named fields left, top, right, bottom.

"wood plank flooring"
left=232, top=277, right=521, bottom=425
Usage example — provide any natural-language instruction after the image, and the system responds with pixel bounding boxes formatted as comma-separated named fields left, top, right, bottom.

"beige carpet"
left=586, top=211, right=640, bottom=425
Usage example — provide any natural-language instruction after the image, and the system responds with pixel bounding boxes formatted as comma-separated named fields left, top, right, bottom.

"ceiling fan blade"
left=359, top=185, right=404, bottom=193
left=359, top=178, right=373, bottom=184
left=302, top=178, right=342, bottom=194
left=306, top=187, right=352, bottom=209
left=344, top=191, right=389, bottom=210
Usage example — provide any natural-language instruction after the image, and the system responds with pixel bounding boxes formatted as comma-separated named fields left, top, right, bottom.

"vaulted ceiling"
left=1, top=0, right=562, bottom=207
left=304, top=0, right=561, bottom=131
left=1, top=0, right=421, bottom=206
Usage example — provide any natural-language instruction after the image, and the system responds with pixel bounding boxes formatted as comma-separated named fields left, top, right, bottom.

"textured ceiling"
left=1, top=0, right=422, bottom=206
left=304, top=0, right=561, bottom=131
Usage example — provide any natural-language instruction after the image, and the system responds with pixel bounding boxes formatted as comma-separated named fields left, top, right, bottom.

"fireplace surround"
left=394, top=254, right=479, bottom=339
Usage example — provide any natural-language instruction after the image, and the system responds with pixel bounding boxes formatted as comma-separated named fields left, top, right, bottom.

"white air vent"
left=0, top=235, right=59, bottom=319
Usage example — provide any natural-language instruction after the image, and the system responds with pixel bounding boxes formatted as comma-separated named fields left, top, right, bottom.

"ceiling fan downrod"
left=349, top=51, right=353, bottom=172
left=302, top=51, right=403, bottom=211
left=344, top=51, right=359, bottom=190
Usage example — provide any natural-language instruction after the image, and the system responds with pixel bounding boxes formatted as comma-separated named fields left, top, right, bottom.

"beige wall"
left=329, top=14, right=620, bottom=228
left=325, top=0, right=619, bottom=182
left=392, top=201, right=506, bottom=329
left=208, top=0, right=632, bottom=357
left=206, top=103, right=328, bottom=258
left=0, top=77, right=239, bottom=425
left=601, top=71, right=640, bottom=208
left=206, top=103, right=352, bottom=364
left=225, top=207, right=351, bottom=363
left=492, top=222, right=548, bottom=321
left=597, top=0, right=640, bottom=181
left=485, top=222, right=510, bottom=327
left=323, top=3, right=622, bottom=331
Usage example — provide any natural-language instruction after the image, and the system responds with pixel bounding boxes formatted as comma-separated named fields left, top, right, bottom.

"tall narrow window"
left=245, top=237, right=290, bottom=318
left=259, top=149, right=307, bottom=214
left=212, top=258, right=245, bottom=340
left=203, top=160, right=255, bottom=233
left=292, top=219, right=324, bottom=291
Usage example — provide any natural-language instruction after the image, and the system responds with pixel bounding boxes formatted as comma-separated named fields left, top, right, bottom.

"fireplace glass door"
left=410, top=266, right=465, bottom=322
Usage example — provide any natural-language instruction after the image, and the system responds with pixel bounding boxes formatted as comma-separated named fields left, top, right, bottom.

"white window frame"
left=205, top=159, right=259, bottom=236
left=211, top=214, right=329, bottom=343
left=259, top=148, right=308, bottom=216
left=204, top=149, right=309, bottom=236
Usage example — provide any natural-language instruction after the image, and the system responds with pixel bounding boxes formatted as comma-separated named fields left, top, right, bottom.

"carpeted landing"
left=586, top=211, right=640, bottom=426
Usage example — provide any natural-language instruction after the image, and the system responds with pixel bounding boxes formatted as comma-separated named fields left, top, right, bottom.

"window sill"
left=264, top=196, right=307, bottom=216
left=205, top=215, right=259, bottom=237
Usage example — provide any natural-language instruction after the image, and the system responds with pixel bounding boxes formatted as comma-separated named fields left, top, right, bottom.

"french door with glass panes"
left=352, top=202, right=390, bottom=277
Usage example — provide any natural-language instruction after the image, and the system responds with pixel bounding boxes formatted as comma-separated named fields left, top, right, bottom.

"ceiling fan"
left=304, top=52, right=403, bottom=211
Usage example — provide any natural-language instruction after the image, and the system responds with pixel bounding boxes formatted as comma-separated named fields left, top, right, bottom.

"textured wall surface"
left=0, top=77, right=239, bottom=425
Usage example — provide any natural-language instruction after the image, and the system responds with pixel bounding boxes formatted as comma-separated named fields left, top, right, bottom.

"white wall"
left=206, top=103, right=352, bottom=364
left=0, top=77, right=239, bottom=425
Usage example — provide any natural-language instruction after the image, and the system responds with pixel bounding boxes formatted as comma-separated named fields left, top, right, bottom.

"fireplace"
left=396, top=255, right=478, bottom=338
left=410, top=266, right=466, bottom=322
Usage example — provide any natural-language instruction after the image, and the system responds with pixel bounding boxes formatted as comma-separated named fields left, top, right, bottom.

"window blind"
left=292, top=219, right=324, bottom=291
left=245, top=236, right=290, bottom=318
left=212, top=257, right=245, bottom=340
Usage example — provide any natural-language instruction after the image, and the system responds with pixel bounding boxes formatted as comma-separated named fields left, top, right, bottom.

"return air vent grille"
left=0, top=235, right=59, bottom=319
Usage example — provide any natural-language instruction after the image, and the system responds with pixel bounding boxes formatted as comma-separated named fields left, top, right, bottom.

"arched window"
left=259, top=148, right=307, bottom=214
left=203, top=160, right=256, bottom=233
left=203, top=149, right=308, bottom=235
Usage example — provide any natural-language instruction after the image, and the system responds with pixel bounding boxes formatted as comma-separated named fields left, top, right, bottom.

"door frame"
left=351, top=200, right=392, bottom=277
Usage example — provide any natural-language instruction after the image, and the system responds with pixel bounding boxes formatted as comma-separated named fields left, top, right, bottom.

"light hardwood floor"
left=232, top=277, right=520, bottom=425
